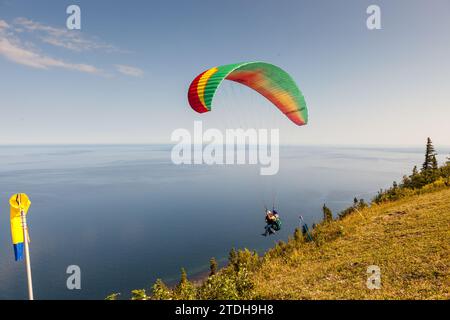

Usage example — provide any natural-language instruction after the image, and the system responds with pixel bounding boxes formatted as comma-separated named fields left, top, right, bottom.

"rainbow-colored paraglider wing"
left=188, top=62, right=308, bottom=126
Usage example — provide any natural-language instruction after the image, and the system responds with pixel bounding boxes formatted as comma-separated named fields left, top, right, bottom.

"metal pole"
left=299, top=215, right=313, bottom=242
left=21, top=209, right=34, bottom=300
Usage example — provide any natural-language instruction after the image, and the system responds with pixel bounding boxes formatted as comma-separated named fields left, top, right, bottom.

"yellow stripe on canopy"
left=197, top=67, right=218, bottom=108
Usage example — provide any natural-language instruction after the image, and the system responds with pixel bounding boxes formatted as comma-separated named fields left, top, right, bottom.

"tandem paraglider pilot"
left=262, top=209, right=281, bottom=236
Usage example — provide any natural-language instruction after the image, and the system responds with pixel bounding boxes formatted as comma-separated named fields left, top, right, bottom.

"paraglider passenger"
left=262, top=210, right=278, bottom=236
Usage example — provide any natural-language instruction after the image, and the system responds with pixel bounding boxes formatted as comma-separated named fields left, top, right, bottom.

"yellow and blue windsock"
left=10, top=193, right=31, bottom=261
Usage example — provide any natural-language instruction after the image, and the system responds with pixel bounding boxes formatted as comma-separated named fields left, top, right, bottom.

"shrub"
left=198, top=273, right=240, bottom=300
left=294, top=227, right=305, bottom=243
left=173, top=268, right=197, bottom=299
left=131, top=289, right=147, bottom=300
left=151, top=279, right=172, bottom=300
left=197, top=267, right=255, bottom=300
left=105, top=292, right=120, bottom=300
left=209, top=257, right=218, bottom=276
left=230, top=248, right=260, bottom=273
left=322, top=204, right=333, bottom=222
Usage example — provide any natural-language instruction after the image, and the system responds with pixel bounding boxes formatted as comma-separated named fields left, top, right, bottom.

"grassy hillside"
left=122, top=187, right=449, bottom=301
left=252, top=188, right=450, bottom=299
left=114, top=151, right=449, bottom=300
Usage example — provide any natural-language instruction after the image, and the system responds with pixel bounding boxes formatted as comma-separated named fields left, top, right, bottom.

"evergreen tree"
left=180, top=268, right=188, bottom=285
left=174, top=268, right=196, bottom=299
left=431, top=155, right=438, bottom=170
left=209, top=257, right=218, bottom=276
left=401, top=175, right=410, bottom=188
left=358, top=199, right=367, bottom=209
left=443, top=156, right=450, bottom=181
left=410, top=165, right=426, bottom=188
left=422, top=137, right=436, bottom=171
left=322, top=204, right=333, bottom=222
left=228, top=248, right=237, bottom=266
left=152, top=279, right=172, bottom=300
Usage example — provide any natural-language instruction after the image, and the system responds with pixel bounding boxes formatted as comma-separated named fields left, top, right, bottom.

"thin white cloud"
left=13, top=17, right=119, bottom=52
left=115, top=64, right=144, bottom=77
left=0, top=37, right=102, bottom=73
left=0, top=18, right=141, bottom=77
left=0, top=19, right=103, bottom=74
left=0, top=20, right=9, bottom=30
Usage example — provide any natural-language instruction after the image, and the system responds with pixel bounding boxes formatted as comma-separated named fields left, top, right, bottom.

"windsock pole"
left=299, top=215, right=313, bottom=242
left=19, top=199, right=34, bottom=300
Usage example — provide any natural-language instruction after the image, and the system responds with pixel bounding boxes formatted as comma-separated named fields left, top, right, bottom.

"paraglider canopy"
left=188, top=62, right=308, bottom=126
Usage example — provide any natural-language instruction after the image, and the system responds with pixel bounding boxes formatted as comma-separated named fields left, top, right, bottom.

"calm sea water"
left=0, top=145, right=448, bottom=299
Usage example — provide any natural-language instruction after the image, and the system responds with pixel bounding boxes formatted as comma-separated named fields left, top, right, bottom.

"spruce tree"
left=180, top=268, right=187, bottom=285
left=209, top=257, right=218, bottom=276
left=322, top=204, right=333, bottom=222
left=431, top=155, right=438, bottom=170
left=422, top=137, right=436, bottom=171
left=401, top=175, right=410, bottom=188
left=358, top=199, right=367, bottom=209
left=228, top=248, right=237, bottom=266
left=174, top=267, right=196, bottom=299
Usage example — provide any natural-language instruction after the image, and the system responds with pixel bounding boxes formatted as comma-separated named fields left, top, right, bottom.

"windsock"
left=10, top=193, right=31, bottom=261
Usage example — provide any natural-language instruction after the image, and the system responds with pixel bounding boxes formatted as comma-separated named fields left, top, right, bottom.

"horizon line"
left=0, top=142, right=449, bottom=149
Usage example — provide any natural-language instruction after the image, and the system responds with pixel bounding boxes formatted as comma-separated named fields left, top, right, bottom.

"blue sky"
left=0, top=0, right=449, bottom=146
